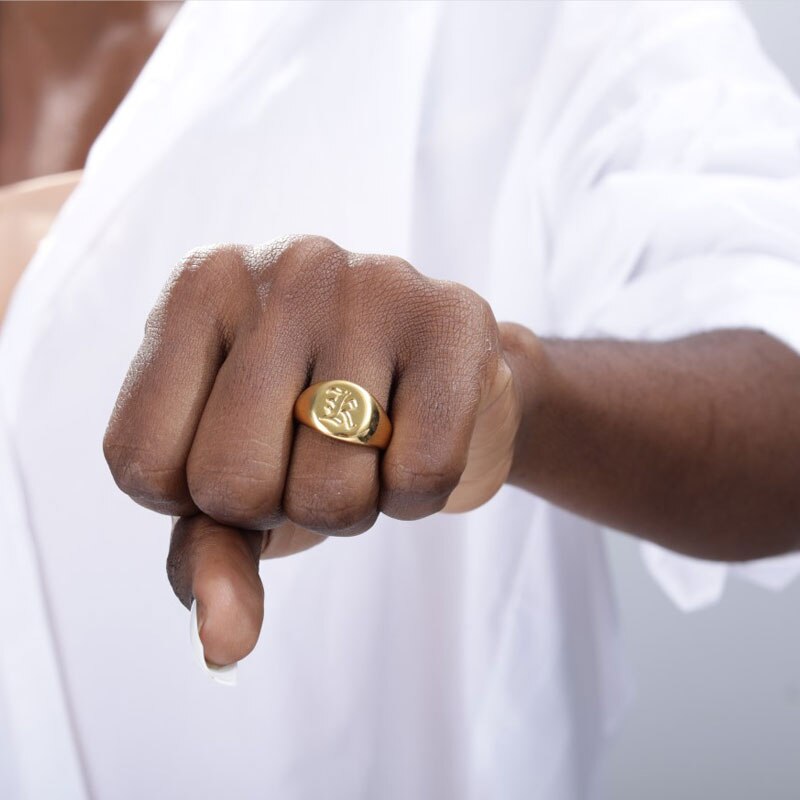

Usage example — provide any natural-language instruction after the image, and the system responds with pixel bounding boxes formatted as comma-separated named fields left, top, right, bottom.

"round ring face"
left=309, top=380, right=381, bottom=445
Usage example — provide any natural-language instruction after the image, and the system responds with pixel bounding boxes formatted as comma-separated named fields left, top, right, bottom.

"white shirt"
left=2, top=2, right=800, bottom=798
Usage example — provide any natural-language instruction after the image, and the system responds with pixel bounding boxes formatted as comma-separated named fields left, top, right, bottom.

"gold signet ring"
left=293, top=380, right=392, bottom=449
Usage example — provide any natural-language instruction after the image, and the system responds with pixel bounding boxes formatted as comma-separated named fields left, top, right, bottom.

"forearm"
left=501, top=324, right=800, bottom=561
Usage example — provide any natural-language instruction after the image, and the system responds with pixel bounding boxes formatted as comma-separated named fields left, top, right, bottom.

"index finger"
left=103, top=248, right=238, bottom=515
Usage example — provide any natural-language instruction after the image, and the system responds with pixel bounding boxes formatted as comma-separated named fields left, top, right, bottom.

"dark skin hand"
left=6, top=1, right=800, bottom=672
left=104, top=238, right=800, bottom=667
left=104, top=239, right=522, bottom=663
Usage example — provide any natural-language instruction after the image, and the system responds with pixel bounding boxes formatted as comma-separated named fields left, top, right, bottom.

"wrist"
left=497, top=322, right=553, bottom=490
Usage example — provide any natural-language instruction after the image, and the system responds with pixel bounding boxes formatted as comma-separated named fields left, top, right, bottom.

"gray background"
left=606, top=6, right=800, bottom=798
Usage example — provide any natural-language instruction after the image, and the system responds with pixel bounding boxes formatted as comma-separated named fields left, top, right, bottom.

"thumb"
left=168, top=514, right=264, bottom=667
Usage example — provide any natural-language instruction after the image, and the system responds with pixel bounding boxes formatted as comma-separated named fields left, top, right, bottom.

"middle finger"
left=186, top=318, right=311, bottom=531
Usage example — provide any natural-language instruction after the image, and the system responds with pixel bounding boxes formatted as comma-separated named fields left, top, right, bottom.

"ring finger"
left=283, top=341, right=394, bottom=535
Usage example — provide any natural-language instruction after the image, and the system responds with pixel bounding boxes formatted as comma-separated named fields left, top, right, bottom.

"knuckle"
left=187, top=466, right=281, bottom=530
left=172, top=245, right=247, bottom=296
left=354, top=252, right=418, bottom=280
left=146, top=245, right=252, bottom=339
left=268, top=235, right=347, bottom=314
left=285, top=483, right=376, bottom=535
left=103, top=440, right=188, bottom=513
left=391, top=278, right=497, bottom=365
left=354, top=254, right=423, bottom=304
left=277, top=234, right=344, bottom=271
left=389, top=255, right=419, bottom=274
left=433, top=280, right=495, bottom=329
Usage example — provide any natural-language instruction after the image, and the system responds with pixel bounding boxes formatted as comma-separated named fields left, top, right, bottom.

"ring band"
left=293, top=379, right=392, bottom=449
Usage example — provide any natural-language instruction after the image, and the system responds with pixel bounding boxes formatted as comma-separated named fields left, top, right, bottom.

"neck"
left=0, top=1, right=179, bottom=185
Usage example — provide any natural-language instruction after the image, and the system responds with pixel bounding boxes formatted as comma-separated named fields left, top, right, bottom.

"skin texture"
left=502, top=326, right=800, bottom=562
left=103, top=238, right=800, bottom=667
left=5, top=4, right=800, bottom=670
left=103, top=239, right=521, bottom=664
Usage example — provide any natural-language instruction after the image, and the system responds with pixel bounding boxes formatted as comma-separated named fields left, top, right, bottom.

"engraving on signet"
left=317, top=384, right=363, bottom=436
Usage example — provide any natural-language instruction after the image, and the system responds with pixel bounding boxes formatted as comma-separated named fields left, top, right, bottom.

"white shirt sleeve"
left=538, top=1, right=800, bottom=610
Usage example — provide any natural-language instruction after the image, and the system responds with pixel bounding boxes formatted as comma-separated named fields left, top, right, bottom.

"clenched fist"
left=104, top=236, right=526, bottom=665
